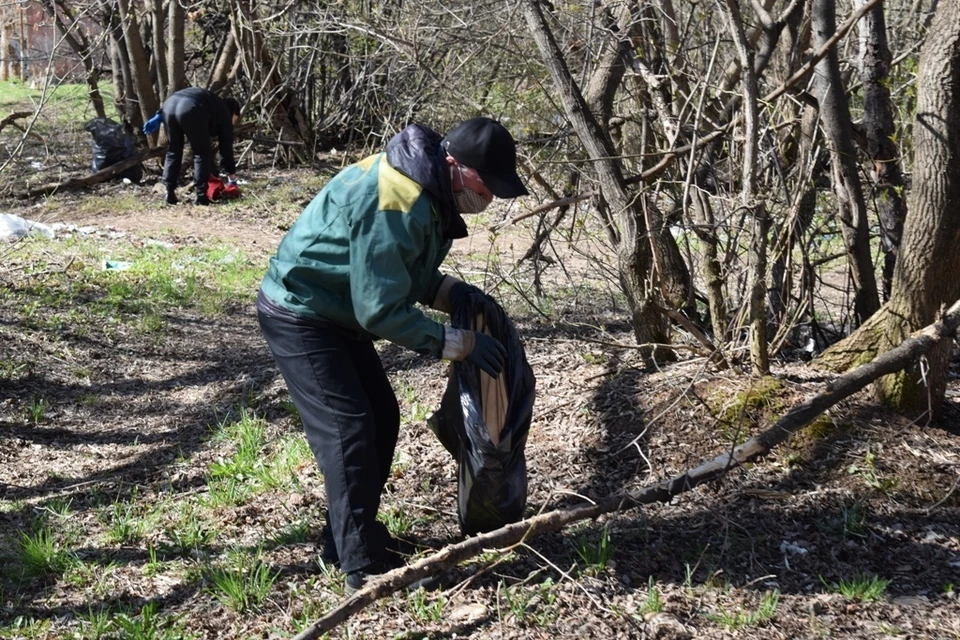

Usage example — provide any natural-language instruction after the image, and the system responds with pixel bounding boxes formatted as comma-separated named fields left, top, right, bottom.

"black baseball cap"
left=442, top=117, right=529, bottom=198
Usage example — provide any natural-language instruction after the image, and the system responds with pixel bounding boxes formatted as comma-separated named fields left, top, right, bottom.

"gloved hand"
left=465, top=332, right=506, bottom=377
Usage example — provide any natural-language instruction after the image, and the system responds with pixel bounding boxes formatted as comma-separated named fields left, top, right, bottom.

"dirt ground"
left=1, top=172, right=959, bottom=639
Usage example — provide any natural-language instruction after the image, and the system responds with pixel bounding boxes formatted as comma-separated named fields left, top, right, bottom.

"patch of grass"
left=64, top=560, right=119, bottom=597
left=27, top=395, right=48, bottom=424
left=204, top=548, right=279, bottom=613
left=266, top=519, right=312, bottom=548
left=317, top=558, right=345, bottom=596
left=574, top=525, right=614, bottom=574
left=8, top=237, right=262, bottom=334
left=104, top=501, right=148, bottom=544
left=706, top=590, right=780, bottom=630
left=163, top=502, right=217, bottom=555
left=111, top=602, right=195, bottom=640
left=255, top=434, right=311, bottom=490
left=0, top=616, right=50, bottom=639
left=17, top=525, right=77, bottom=577
left=381, top=504, right=419, bottom=537
left=822, top=574, right=891, bottom=602
left=640, top=576, right=665, bottom=615
left=500, top=578, right=558, bottom=626
left=408, top=587, right=447, bottom=623
left=0, top=357, right=31, bottom=380
left=847, top=448, right=898, bottom=493
left=75, top=606, right=114, bottom=639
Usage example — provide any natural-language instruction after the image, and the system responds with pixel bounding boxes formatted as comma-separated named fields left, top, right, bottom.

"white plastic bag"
left=0, top=213, right=55, bottom=241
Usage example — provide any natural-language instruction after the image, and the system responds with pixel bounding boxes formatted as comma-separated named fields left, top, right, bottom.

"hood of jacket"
left=385, top=124, right=468, bottom=240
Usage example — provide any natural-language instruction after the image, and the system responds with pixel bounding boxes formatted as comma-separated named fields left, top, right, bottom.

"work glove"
left=442, top=328, right=506, bottom=377
left=466, top=332, right=506, bottom=377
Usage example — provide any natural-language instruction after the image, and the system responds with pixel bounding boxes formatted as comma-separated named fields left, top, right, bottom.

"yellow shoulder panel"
left=378, top=160, right=422, bottom=214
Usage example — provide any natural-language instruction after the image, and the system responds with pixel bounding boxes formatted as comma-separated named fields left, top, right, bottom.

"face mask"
left=452, top=164, right=491, bottom=214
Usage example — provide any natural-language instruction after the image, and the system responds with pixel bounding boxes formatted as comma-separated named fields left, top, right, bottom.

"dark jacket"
left=162, top=87, right=237, bottom=174
left=259, top=124, right=467, bottom=355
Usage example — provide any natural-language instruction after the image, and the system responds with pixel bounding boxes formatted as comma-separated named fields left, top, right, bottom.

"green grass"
left=381, top=504, right=419, bottom=537
left=266, top=519, right=312, bottom=548
left=204, top=548, right=279, bottom=613
left=823, top=574, right=891, bottom=602
left=706, top=590, right=780, bottom=630
left=574, top=525, right=614, bottom=574
left=500, top=578, right=558, bottom=626
left=17, top=525, right=77, bottom=577
left=408, top=587, right=447, bottom=623
left=0, top=79, right=120, bottom=123
left=111, top=602, right=195, bottom=640
left=7, top=238, right=263, bottom=335
left=640, top=576, right=665, bottom=615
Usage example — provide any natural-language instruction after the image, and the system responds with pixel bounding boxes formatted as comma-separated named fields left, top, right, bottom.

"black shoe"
left=166, top=192, right=178, bottom=205
left=319, top=528, right=415, bottom=566
left=344, top=558, right=446, bottom=596
left=195, top=194, right=211, bottom=206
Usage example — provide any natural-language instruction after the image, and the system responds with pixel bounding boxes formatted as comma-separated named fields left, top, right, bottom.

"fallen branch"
left=0, top=111, right=32, bottom=135
left=14, top=147, right=166, bottom=200
left=293, top=297, right=960, bottom=640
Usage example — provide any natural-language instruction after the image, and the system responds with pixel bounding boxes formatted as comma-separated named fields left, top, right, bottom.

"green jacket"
left=260, top=150, right=454, bottom=355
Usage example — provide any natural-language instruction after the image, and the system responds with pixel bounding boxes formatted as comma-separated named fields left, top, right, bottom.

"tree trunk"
left=874, top=0, right=960, bottom=415
left=148, top=0, right=167, bottom=99
left=166, top=0, right=185, bottom=94
left=207, top=23, right=236, bottom=93
left=818, top=0, right=960, bottom=418
left=812, top=0, right=881, bottom=325
left=858, top=0, right=907, bottom=302
left=520, top=0, right=669, bottom=356
left=720, top=0, right=769, bottom=374
left=115, top=0, right=158, bottom=128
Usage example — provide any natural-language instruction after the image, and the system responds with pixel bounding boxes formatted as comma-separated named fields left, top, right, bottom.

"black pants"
left=162, top=97, right=214, bottom=199
left=257, top=309, right=400, bottom=573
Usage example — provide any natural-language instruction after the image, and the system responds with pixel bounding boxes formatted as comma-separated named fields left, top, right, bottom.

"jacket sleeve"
left=349, top=204, right=446, bottom=355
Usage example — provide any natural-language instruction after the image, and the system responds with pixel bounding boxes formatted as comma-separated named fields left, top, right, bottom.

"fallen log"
left=292, top=297, right=960, bottom=640
left=14, top=146, right=166, bottom=200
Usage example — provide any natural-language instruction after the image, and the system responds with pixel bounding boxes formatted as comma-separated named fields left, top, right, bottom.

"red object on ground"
left=206, top=174, right=242, bottom=201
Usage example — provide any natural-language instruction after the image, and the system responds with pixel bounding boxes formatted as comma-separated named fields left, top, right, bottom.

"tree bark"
left=115, top=0, right=158, bottom=127
left=812, top=0, right=881, bottom=325
left=291, top=298, right=960, bottom=640
left=166, top=0, right=186, bottom=94
left=873, top=0, right=960, bottom=415
left=520, top=0, right=669, bottom=355
left=818, top=0, right=960, bottom=418
left=858, top=0, right=907, bottom=302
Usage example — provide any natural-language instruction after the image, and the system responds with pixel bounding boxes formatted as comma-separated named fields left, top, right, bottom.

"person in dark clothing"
left=257, top=117, right=528, bottom=594
left=161, top=87, right=241, bottom=206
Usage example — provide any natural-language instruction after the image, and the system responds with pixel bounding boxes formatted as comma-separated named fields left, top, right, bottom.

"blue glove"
left=467, top=332, right=506, bottom=377
left=448, top=281, right=483, bottom=309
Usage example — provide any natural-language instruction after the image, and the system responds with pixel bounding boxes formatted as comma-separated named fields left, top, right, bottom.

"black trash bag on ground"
left=427, top=289, right=535, bottom=535
left=83, top=117, right=142, bottom=183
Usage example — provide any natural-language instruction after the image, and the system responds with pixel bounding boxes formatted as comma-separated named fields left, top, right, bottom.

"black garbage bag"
left=83, top=117, right=142, bottom=183
left=428, top=289, right=535, bottom=535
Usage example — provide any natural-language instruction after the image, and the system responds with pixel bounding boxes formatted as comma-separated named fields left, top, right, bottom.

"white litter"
left=0, top=213, right=55, bottom=241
